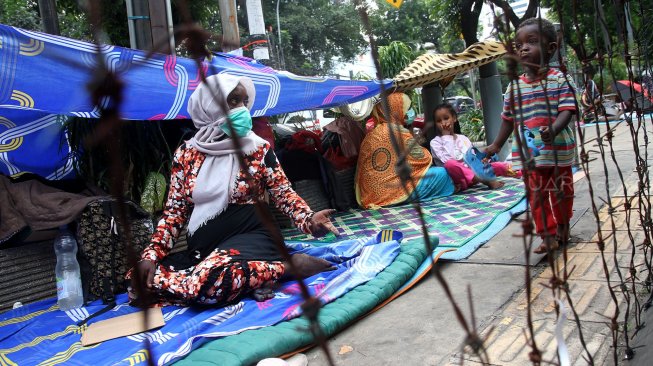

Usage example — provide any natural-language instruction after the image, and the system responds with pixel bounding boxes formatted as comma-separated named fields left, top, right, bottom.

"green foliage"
left=0, top=0, right=128, bottom=45
left=171, top=0, right=222, bottom=53
left=427, top=0, right=465, bottom=47
left=56, top=0, right=92, bottom=41
left=0, top=0, right=40, bottom=30
left=410, top=93, right=422, bottom=114
left=378, top=41, right=419, bottom=79
left=459, top=108, right=485, bottom=142
left=370, top=0, right=446, bottom=50
left=601, top=57, right=629, bottom=92
left=637, top=2, right=653, bottom=65
left=66, top=117, right=182, bottom=204
left=140, top=171, right=167, bottom=215
left=55, top=0, right=129, bottom=46
left=542, top=0, right=647, bottom=69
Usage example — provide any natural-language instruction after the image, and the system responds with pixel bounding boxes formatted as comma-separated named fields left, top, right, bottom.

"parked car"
left=445, top=96, right=476, bottom=114
left=271, top=122, right=300, bottom=138
left=276, top=109, right=337, bottom=132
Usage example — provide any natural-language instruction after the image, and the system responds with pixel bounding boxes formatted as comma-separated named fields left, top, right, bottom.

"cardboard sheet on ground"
left=81, top=308, right=165, bottom=346
left=0, top=235, right=399, bottom=365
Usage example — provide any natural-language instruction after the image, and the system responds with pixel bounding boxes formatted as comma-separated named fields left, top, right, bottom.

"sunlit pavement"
left=305, top=120, right=652, bottom=365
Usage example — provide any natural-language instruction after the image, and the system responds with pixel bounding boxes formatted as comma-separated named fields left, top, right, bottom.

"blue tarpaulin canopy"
left=0, top=24, right=391, bottom=179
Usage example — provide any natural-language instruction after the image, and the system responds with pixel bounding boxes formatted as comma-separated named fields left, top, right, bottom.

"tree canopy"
left=260, top=0, right=366, bottom=76
left=541, top=0, right=648, bottom=69
left=0, top=0, right=40, bottom=31
left=429, top=0, right=537, bottom=48
left=370, top=0, right=446, bottom=50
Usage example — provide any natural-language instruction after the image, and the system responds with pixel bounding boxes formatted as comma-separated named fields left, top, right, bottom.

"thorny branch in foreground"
left=78, top=0, right=653, bottom=365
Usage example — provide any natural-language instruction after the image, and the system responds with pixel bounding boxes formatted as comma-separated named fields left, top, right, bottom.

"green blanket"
left=174, top=237, right=429, bottom=366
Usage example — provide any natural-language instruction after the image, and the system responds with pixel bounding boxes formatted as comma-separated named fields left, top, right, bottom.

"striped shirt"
left=502, top=69, right=578, bottom=170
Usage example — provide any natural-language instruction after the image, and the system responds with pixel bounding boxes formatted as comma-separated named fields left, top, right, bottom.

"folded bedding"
left=0, top=234, right=400, bottom=366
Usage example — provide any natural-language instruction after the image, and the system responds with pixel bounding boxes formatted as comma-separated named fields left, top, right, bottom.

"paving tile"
left=539, top=252, right=646, bottom=283
left=572, top=229, right=647, bottom=253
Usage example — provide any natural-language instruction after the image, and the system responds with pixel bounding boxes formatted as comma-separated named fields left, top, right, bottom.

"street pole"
left=469, top=70, right=477, bottom=101
left=421, top=82, right=443, bottom=143
left=276, top=0, right=286, bottom=69
left=479, top=62, right=510, bottom=159
left=126, top=0, right=153, bottom=50
left=245, top=0, right=269, bottom=61
left=37, top=0, right=60, bottom=35
left=147, top=0, right=173, bottom=54
left=218, top=0, right=240, bottom=53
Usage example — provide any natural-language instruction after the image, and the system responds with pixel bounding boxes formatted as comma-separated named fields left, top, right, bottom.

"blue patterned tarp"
left=0, top=23, right=391, bottom=179
left=0, top=235, right=400, bottom=366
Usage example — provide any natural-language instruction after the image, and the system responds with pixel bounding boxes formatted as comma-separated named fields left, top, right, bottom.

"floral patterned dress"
left=128, top=141, right=315, bottom=306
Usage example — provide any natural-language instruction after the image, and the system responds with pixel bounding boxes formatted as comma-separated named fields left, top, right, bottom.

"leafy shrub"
left=66, top=117, right=194, bottom=215
left=459, top=108, right=485, bottom=142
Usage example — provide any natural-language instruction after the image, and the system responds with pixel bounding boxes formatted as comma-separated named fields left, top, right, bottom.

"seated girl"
left=429, top=103, right=513, bottom=192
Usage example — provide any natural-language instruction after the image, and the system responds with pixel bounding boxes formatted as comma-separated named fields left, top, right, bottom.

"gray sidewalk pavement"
left=304, top=119, right=652, bottom=365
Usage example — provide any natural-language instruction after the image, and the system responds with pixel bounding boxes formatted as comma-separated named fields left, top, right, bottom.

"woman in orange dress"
left=355, top=92, right=454, bottom=209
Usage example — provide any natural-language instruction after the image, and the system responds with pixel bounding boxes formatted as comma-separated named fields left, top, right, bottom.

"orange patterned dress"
left=355, top=93, right=433, bottom=208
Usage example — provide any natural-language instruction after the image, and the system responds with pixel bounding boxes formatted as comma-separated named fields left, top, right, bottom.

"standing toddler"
left=485, top=18, right=577, bottom=254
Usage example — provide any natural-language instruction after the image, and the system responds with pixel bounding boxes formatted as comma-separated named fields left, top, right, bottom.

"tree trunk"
left=38, top=0, right=60, bottom=35
left=218, top=0, right=241, bottom=52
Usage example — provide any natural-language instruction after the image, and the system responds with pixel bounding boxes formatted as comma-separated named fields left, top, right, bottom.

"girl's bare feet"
left=472, top=175, right=505, bottom=189
left=486, top=179, right=505, bottom=190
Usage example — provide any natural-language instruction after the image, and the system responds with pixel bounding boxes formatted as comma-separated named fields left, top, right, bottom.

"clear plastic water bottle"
left=54, top=225, right=83, bottom=310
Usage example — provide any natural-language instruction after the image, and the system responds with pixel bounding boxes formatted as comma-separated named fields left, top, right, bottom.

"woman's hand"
left=130, top=259, right=157, bottom=307
left=136, top=259, right=156, bottom=290
left=309, top=209, right=339, bottom=237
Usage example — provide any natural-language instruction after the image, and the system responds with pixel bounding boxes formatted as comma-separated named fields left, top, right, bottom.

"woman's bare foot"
left=252, top=287, right=276, bottom=302
left=281, top=253, right=335, bottom=281
left=534, top=236, right=559, bottom=254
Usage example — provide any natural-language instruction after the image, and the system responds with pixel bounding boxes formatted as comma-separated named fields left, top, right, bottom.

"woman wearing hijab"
left=355, top=92, right=454, bottom=209
left=128, top=74, right=338, bottom=306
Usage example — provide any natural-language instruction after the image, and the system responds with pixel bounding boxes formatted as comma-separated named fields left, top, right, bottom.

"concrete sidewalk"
left=304, top=120, right=651, bottom=365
